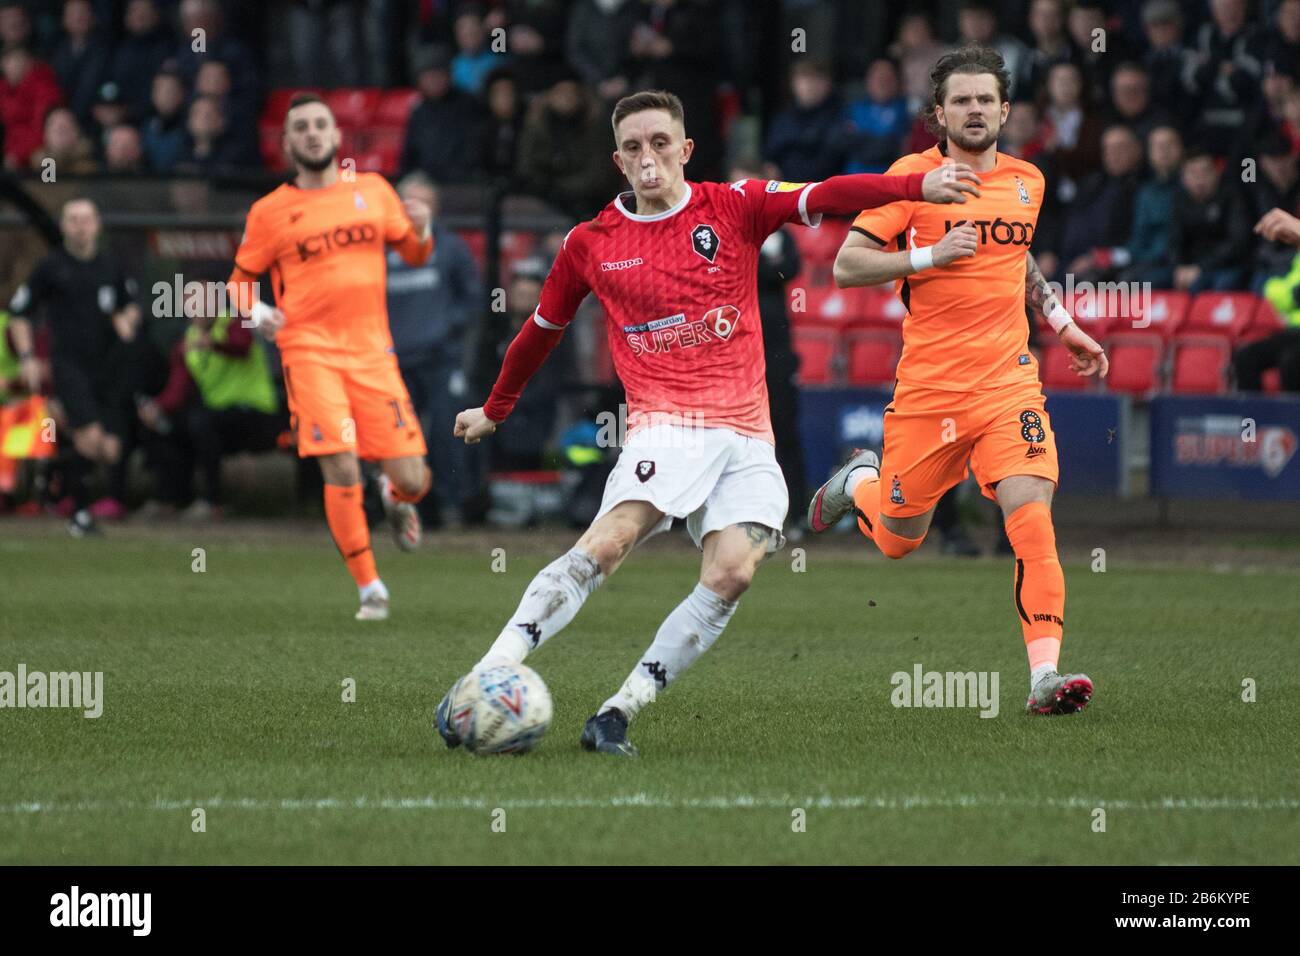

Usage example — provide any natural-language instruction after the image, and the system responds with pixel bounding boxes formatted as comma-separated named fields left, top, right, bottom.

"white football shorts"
left=593, top=424, right=789, bottom=551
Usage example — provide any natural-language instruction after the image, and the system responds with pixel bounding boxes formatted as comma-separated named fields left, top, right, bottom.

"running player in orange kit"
left=228, top=92, right=434, bottom=621
left=806, top=47, right=1109, bottom=715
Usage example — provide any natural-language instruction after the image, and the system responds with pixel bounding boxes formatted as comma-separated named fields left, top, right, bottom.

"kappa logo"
left=642, top=660, right=669, bottom=688
left=691, top=223, right=720, bottom=262
left=516, top=621, right=542, bottom=647
left=635, top=460, right=656, bottom=482
left=890, top=476, right=905, bottom=505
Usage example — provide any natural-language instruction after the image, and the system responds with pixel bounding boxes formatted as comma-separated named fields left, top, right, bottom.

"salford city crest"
left=691, top=224, right=720, bottom=263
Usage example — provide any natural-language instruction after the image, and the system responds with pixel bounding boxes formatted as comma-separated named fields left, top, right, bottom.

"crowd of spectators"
left=4, top=0, right=1300, bottom=526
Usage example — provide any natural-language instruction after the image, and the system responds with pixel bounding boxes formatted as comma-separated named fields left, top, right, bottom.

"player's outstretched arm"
left=833, top=222, right=979, bottom=288
left=1025, top=252, right=1108, bottom=378
left=805, top=165, right=981, bottom=219
left=457, top=313, right=565, bottom=444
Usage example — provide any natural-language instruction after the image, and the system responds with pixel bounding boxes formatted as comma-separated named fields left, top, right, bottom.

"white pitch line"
left=1, top=794, right=1297, bottom=814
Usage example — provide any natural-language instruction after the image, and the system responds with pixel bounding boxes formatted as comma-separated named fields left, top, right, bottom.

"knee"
left=700, top=561, right=755, bottom=601
left=392, top=465, right=429, bottom=499
left=876, top=530, right=924, bottom=560
left=581, top=521, right=640, bottom=573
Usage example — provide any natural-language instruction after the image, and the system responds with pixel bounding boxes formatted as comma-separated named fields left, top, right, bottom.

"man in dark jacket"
left=386, top=173, right=485, bottom=526
left=401, top=46, right=485, bottom=183
left=1169, top=149, right=1254, bottom=292
left=763, top=60, right=846, bottom=184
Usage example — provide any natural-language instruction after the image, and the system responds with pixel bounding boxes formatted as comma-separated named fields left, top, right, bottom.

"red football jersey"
left=533, top=179, right=821, bottom=443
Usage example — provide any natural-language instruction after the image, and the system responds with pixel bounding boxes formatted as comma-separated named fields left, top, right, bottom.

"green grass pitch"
left=1, top=524, right=1297, bottom=865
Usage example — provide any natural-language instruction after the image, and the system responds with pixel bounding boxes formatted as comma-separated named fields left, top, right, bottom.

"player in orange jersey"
left=806, top=46, right=1109, bottom=715
left=227, top=92, right=434, bottom=621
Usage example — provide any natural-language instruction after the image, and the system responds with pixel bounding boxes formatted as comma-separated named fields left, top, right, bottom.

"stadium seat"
left=1040, top=343, right=1092, bottom=391
left=376, top=88, right=421, bottom=127
left=259, top=122, right=285, bottom=170
left=1103, top=333, right=1165, bottom=395
left=790, top=217, right=850, bottom=266
left=792, top=328, right=838, bottom=384
left=1236, top=298, right=1286, bottom=342
left=844, top=329, right=900, bottom=386
left=1170, top=335, right=1231, bottom=394
left=1128, top=289, right=1190, bottom=338
left=262, top=87, right=321, bottom=124
left=326, top=88, right=383, bottom=127
left=850, top=284, right=906, bottom=329
left=790, top=285, right=864, bottom=327
left=1186, top=291, right=1258, bottom=338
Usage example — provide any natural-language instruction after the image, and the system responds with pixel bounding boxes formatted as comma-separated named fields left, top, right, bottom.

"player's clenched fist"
left=921, top=163, right=981, bottom=204
left=932, top=222, right=979, bottom=267
left=454, top=406, right=499, bottom=444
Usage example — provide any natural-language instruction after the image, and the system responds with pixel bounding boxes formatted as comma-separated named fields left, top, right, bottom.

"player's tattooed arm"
left=1024, top=252, right=1063, bottom=325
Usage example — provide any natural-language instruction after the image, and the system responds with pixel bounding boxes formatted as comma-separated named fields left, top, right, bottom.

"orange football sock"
left=852, top=476, right=925, bottom=559
left=1005, top=502, right=1064, bottom=667
left=324, top=483, right=378, bottom=587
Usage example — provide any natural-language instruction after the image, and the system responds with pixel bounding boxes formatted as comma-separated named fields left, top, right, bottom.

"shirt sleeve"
left=7, top=259, right=49, bottom=320
left=735, top=178, right=822, bottom=245
left=849, top=158, right=919, bottom=248
left=232, top=201, right=276, bottom=276
left=534, top=229, right=591, bottom=329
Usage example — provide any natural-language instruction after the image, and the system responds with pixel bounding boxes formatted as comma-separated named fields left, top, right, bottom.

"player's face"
left=613, top=110, right=694, bottom=202
left=937, top=73, right=1007, bottom=154
left=284, top=102, right=340, bottom=173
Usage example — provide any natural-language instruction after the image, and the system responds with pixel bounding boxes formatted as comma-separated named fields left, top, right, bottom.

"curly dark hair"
left=923, top=45, right=1011, bottom=139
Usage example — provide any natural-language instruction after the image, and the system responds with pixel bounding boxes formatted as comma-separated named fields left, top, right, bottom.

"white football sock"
left=359, top=578, right=388, bottom=601
left=600, top=583, right=738, bottom=719
left=1030, top=663, right=1057, bottom=690
left=478, top=548, right=605, bottom=667
left=845, top=464, right=878, bottom=497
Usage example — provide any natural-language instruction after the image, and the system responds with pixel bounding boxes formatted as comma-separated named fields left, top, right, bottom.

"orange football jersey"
left=851, top=146, right=1045, bottom=392
left=229, top=172, right=431, bottom=367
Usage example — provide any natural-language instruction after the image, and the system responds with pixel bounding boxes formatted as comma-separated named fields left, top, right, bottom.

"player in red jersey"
left=435, top=90, right=981, bottom=756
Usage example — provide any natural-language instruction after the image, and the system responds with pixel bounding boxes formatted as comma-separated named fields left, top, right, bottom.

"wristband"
left=18, top=350, right=33, bottom=360
left=1046, top=301, right=1073, bottom=334
left=909, top=245, right=935, bottom=272
left=248, top=301, right=274, bottom=328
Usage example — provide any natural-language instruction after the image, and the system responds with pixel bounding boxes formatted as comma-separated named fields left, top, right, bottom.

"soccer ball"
left=444, top=663, right=553, bottom=755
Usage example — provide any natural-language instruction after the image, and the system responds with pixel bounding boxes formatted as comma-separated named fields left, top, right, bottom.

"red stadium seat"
left=1103, top=333, right=1165, bottom=396
left=1186, top=291, right=1258, bottom=338
left=262, top=87, right=321, bottom=124
left=792, top=328, right=838, bottom=384
left=790, top=285, right=864, bottom=327
left=1128, top=289, right=1190, bottom=338
left=850, top=284, right=906, bottom=329
left=376, top=88, right=421, bottom=127
left=325, top=88, right=383, bottom=128
left=1236, top=298, right=1286, bottom=342
left=1044, top=286, right=1111, bottom=339
left=259, top=122, right=285, bottom=170
left=1040, top=343, right=1092, bottom=391
left=790, top=218, right=850, bottom=266
left=1169, top=335, right=1230, bottom=394
left=844, top=330, right=900, bottom=386
left=1262, top=368, right=1282, bottom=394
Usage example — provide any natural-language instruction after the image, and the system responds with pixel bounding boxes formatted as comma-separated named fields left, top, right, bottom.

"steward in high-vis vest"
left=1236, top=254, right=1300, bottom=392
left=138, top=311, right=288, bottom=515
